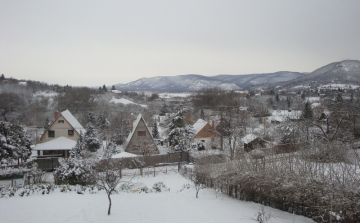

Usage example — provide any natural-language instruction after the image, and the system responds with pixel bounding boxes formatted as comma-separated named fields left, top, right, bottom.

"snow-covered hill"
left=278, top=60, right=360, bottom=89
left=114, top=72, right=305, bottom=92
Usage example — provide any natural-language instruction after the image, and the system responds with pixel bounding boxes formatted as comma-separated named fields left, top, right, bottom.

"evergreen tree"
left=301, top=93, right=306, bottom=100
left=336, top=93, right=343, bottom=103
left=70, top=132, right=86, bottom=158
left=103, top=141, right=118, bottom=159
left=97, top=113, right=110, bottom=140
left=102, top=84, right=108, bottom=92
left=302, top=101, right=313, bottom=120
left=167, top=107, right=195, bottom=151
left=0, top=74, right=4, bottom=81
left=87, top=111, right=97, bottom=126
left=286, top=97, right=291, bottom=109
left=0, top=121, right=31, bottom=165
left=111, top=85, right=115, bottom=90
left=275, top=93, right=280, bottom=102
left=84, top=123, right=101, bottom=152
left=152, top=120, right=159, bottom=139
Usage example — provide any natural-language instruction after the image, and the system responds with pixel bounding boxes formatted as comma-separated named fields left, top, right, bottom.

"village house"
left=33, top=109, right=85, bottom=158
left=124, top=114, right=159, bottom=155
left=241, top=134, right=266, bottom=152
left=191, top=119, right=218, bottom=150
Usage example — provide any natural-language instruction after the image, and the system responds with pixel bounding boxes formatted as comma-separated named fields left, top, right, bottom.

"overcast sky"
left=1, top=1, right=360, bottom=87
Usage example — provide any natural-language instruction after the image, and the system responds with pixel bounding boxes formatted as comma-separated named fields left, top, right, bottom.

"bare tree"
left=96, top=159, right=123, bottom=215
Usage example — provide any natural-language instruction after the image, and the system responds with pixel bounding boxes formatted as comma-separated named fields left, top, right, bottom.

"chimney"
left=54, top=111, right=59, bottom=120
left=130, top=113, right=134, bottom=132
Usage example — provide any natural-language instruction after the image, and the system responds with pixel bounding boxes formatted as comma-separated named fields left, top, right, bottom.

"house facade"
left=191, top=119, right=218, bottom=150
left=124, top=114, right=159, bottom=155
left=35, top=110, right=85, bottom=158
left=40, top=110, right=85, bottom=142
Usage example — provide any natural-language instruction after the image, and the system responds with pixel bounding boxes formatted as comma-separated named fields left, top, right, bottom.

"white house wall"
left=41, top=117, right=79, bottom=142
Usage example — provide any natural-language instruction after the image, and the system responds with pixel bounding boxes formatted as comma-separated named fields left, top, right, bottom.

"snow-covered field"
left=0, top=172, right=315, bottom=223
left=158, top=93, right=192, bottom=98
left=109, top=97, right=147, bottom=108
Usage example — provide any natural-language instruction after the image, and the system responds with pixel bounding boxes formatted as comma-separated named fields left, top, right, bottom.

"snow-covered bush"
left=53, top=158, right=97, bottom=185
left=152, top=181, right=168, bottom=193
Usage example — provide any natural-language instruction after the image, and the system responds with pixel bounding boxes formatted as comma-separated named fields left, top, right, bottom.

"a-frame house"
left=124, top=114, right=159, bottom=155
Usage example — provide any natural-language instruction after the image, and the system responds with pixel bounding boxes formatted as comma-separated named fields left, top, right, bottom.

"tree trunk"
left=107, top=193, right=112, bottom=215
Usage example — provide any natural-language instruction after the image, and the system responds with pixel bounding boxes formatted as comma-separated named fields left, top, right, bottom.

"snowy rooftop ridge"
left=61, top=109, right=85, bottom=134
left=192, top=119, right=208, bottom=134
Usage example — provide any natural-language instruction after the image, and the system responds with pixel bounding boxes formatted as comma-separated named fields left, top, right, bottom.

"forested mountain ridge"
left=114, top=72, right=306, bottom=92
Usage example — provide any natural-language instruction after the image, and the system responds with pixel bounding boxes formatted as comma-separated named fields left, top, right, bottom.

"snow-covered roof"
left=61, top=109, right=85, bottom=134
left=33, top=136, right=76, bottom=151
left=192, top=119, right=208, bottom=135
left=241, top=134, right=258, bottom=144
left=123, top=114, right=154, bottom=149
left=270, top=110, right=302, bottom=122
left=111, top=152, right=138, bottom=158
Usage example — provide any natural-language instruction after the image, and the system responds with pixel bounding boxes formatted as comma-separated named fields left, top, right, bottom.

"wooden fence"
left=32, top=152, right=189, bottom=171
left=112, top=151, right=189, bottom=169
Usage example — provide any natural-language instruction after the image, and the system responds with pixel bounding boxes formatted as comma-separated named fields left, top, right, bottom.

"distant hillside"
left=114, top=72, right=306, bottom=92
left=276, top=60, right=360, bottom=89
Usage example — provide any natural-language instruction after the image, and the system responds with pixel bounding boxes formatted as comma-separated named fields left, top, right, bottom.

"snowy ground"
left=0, top=172, right=315, bottom=223
left=109, top=97, right=147, bottom=108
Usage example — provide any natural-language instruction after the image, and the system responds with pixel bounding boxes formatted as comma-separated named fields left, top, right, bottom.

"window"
left=68, top=130, right=74, bottom=136
left=48, top=130, right=55, bottom=137
left=138, top=131, right=146, bottom=136
left=58, top=120, right=64, bottom=123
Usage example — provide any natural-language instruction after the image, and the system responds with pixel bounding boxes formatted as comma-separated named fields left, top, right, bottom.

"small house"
left=191, top=119, right=218, bottom=150
left=34, top=110, right=85, bottom=158
left=242, top=134, right=266, bottom=152
left=124, top=114, right=159, bottom=155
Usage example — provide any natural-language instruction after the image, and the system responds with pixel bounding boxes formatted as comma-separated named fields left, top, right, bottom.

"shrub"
left=53, top=158, right=97, bottom=185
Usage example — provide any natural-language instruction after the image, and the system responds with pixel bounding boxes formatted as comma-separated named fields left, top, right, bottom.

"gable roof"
left=33, top=136, right=76, bottom=151
left=124, top=114, right=154, bottom=149
left=40, top=109, right=85, bottom=140
left=241, top=134, right=258, bottom=144
left=60, top=109, right=85, bottom=133
left=193, top=119, right=208, bottom=135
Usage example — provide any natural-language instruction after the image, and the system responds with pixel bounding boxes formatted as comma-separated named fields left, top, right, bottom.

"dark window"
left=68, top=130, right=74, bottom=135
left=58, top=120, right=64, bottom=123
left=48, top=130, right=55, bottom=137
left=138, top=131, right=146, bottom=136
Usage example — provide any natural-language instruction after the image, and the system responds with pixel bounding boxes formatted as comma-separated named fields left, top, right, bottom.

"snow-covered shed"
left=191, top=119, right=218, bottom=150
left=241, top=134, right=266, bottom=152
left=124, top=114, right=159, bottom=155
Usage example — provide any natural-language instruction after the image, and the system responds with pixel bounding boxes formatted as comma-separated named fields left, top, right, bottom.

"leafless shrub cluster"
left=191, top=149, right=360, bottom=222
